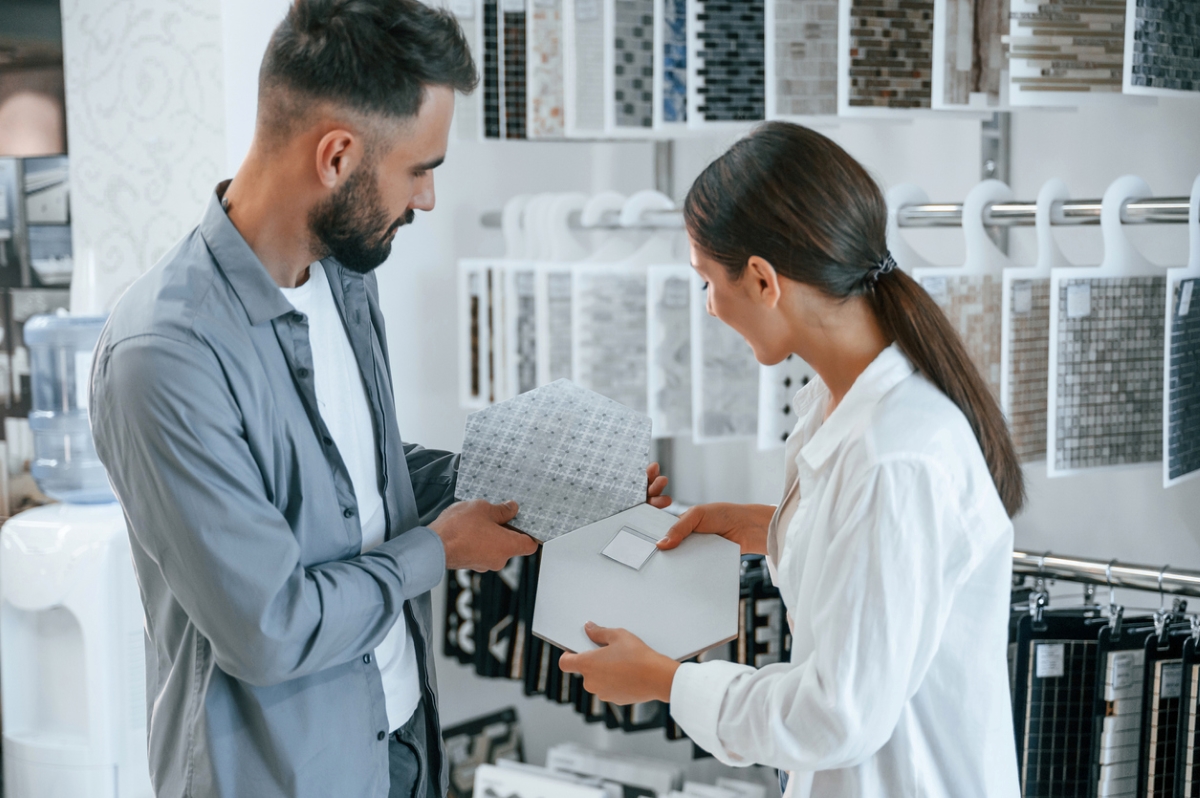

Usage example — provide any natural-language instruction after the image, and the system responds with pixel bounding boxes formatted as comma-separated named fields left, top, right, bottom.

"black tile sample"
left=1169, top=278, right=1200, bottom=481
left=695, top=0, right=766, bottom=121
left=1130, top=0, right=1200, bottom=93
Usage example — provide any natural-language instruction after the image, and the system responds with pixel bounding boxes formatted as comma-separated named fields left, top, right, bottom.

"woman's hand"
left=646, top=462, right=671, bottom=509
left=657, top=502, right=774, bottom=555
left=558, top=623, right=680, bottom=705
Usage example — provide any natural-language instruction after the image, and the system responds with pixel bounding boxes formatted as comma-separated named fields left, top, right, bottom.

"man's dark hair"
left=259, top=0, right=477, bottom=141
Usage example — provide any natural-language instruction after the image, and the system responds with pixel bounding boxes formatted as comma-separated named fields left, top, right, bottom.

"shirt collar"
left=200, top=181, right=297, bottom=326
left=796, top=344, right=915, bottom=471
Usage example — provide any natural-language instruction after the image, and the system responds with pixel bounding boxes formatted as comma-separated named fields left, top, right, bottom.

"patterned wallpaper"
left=61, top=0, right=225, bottom=312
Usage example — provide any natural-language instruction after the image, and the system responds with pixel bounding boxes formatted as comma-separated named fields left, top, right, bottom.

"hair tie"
left=866, top=252, right=897, bottom=285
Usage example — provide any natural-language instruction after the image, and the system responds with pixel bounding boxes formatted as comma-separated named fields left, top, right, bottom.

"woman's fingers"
left=658, top=506, right=704, bottom=549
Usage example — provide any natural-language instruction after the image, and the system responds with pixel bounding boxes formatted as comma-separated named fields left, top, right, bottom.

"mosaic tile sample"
left=848, top=0, right=934, bottom=108
left=546, top=271, right=573, bottom=382
left=503, top=6, right=528, bottom=138
left=1007, top=278, right=1050, bottom=461
left=694, top=0, right=766, bottom=121
left=1129, top=0, right=1200, bottom=94
left=573, top=0, right=607, bottom=131
left=662, top=0, right=688, bottom=121
left=920, top=274, right=1003, bottom=398
left=1054, top=277, right=1166, bottom=471
left=574, top=268, right=648, bottom=412
left=484, top=0, right=502, bottom=137
left=1008, top=0, right=1125, bottom=97
left=455, top=379, right=652, bottom=542
left=695, top=296, right=759, bottom=438
left=513, top=270, right=537, bottom=394
left=529, top=0, right=567, bottom=137
left=451, top=6, right=482, bottom=139
left=648, top=271, right=692, bottom=437
left=941, top=0, right=1009, bottom=105
left=773, top=0, right=837, bottom=115
left=758, top=354, right=813, bottom=449
left=614, top=0, right=655, bottom=128
left=1169, top=278, right=1200, bottom=481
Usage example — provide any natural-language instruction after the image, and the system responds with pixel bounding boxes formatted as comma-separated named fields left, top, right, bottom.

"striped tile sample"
left=1007, top=278, right=1051, bottom=461
left=503, top=5, right=528, bottom=138
left=1096, top=649, right=1145, bottom=798
left=1130, top=0, right=1200, bottom=94
left=773, top=0, right=838, bottom=115
left=849, top=0, right=934, bottom=108
left=547, top=272, right=573, bottom=382
left=529, top=0, right=566, bottom=137
left=694, top=0, right=766, bottom=121
left=1169, top=278, right=1200, bottom=481
left=1054, top=277, right=1165, bottom=471
left=614, top=0, right=655, bottom=128
left=941, top=0, right=1009, bottom=104
left=920, top=274, right=1003, bottom=397
left=485, top=0, right=502, bottom=137
left=662, top=0, right=688, bottom=121
left=1008, top=0, right=1125, bottom=96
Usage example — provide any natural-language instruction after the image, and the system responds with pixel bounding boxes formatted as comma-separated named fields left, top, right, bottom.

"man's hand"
left=429, top=499, right=538, bottom=571
left=558, top=623, right=679, bottom=705
left=646, top=462, right=671, bottom=509
left=657, top=502, right=775, bottom=556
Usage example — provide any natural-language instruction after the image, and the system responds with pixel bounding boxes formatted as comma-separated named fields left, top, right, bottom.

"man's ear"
left=745, top=255, right=782, bottom=309
left=314, top=128, right=359, bottom=189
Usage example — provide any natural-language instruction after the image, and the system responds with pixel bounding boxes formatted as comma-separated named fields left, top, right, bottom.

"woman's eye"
left=701, top=282, right=709, bottom=291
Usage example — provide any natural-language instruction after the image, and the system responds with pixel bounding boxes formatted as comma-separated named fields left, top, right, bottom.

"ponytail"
left=683, top=121, right=1025, bottom=517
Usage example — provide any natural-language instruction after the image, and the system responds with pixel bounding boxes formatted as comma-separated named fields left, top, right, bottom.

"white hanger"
left=547, top=192, right=589, bottom=261
left=502, top=194, right=531, bottom=258
left=619, top=189, right=674, bottom=228
left=522, top=194, right=556, bottom=260
left=885, top=183, right=938, bottom=271
left=1099, top=175, right=1155, bottom=275
left=1035, top=178, right=1073, bottom=271
left=581, top=191, right=646, bottom=262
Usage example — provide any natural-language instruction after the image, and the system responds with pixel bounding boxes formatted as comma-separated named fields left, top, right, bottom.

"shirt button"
left=363, top=653, right=371, bottom=664
left=297, top=367, right=310, bottom=378
left=343, top=508, right=355, bottom=518
left=377, top=731, right=386, bottom=741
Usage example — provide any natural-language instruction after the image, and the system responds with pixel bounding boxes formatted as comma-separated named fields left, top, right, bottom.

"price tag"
left=1180, top=280, right=1194, bottom=318
left=1013, top=280, right=1033, bottom=315
left=1036, top=643, right=1065, bottom=678
left=1162, top=662, right=1183, bottom=699
left=1112, top=652, right=1135, bottom=690
left=1066, top=282, right=1091, bottom=319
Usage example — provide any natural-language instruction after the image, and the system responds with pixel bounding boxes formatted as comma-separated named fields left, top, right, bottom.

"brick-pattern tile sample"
left=920, top=274, right=1003, bottom=397
left=614, top=0, right=655, bottom=127
left=1054, top=277, right=1166, bottom=470
left=849, top=0, right=934, bottom=108
left=1130, top=0, right=1200, bottom=94
left=774, top=0, right=838, bottom=115
left=573, top=0, right=607, bottom=131
left=1008, top=0, right=1125, bottom=96
left=485, top=0, right=502, bottom=137
left=530, top=0, right=566, bottom=137
left=1007, top=278, right=1050, bottom=461
left=695, top=0, right=766, bottom=120
left=662, top=0, right=688, bottom=121
left=574, top=269, right=648, bottom=412
left=504, top=8, right=528, bottom=138
left=942, top=0, right=1009, bottom=104
left=1169, top=278, right=1200, bottom=481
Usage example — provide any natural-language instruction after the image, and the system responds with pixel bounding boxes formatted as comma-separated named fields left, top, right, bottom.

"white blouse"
left=669, top=345, right=1020, bottom=798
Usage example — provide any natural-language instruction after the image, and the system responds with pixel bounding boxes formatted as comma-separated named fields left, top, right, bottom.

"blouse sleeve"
left=669, top=456, right=974, bottom=771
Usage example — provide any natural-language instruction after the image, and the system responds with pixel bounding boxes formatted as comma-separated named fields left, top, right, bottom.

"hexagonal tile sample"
left=532, top=503, right=740, bottom=661
left=455, top=379, right=653, bottom=542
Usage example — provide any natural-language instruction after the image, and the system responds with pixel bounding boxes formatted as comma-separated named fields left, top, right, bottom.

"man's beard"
left=308, top=166, right=415, bottom=275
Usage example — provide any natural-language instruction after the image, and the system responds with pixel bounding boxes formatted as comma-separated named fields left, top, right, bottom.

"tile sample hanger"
left=565, top=0, right=609, bottom=136
left=647, top=264, right=693, bottom=438
left=455, top=378, right=653, bottom=542
left=838, top=0, right=935, bottom=114
left=606, top=0, right=656, bottom=136
left=653, top=0, right=688, bottom=130
left=691, top=270, right=759, bottom=442
left=528, top=0, right=568, bottom=138
left=931, top=0, right=1009, bottom=109
left=1163, top=175, right=1200, bottom=487
left=1047, top=175, right=1167, bottom=477
left=1122, top=0, right=1200, bottom=98
left=1001, top=179, right=1072, bottom=462
left=1008, top=0, right=1127, bottom=107
left=686, top=0, right=766, bottom=127
left=766, top=0, right=838, bottom=118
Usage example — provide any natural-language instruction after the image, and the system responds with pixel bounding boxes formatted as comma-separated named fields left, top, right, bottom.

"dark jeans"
left=389, top=700, right=438, bottom=798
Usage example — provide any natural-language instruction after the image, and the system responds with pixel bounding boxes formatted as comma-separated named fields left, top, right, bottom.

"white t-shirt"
left=280, top=263, right=421, bottom=732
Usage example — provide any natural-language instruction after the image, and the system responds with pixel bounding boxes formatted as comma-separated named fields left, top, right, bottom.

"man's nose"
left=411, top=174, right=435, bottom=212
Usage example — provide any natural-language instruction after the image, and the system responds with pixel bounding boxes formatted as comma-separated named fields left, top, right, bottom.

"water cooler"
left=0, top=313, right=153, bottom=797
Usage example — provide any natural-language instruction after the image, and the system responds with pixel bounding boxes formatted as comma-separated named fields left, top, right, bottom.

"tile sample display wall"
left=503, top=1, right=529, bottom=138
left=1006, top=278, right=1051, bottom=461
left=1053, top=277, right=1166, bottom=471
left=529, top=0, right=567, bottom=137
left=573, top=266, right=648, bottom=412
left=920, top=274, right=1003, bottom=397
left=1168, top=278, right=1200, bottom=482
left=689, top=0, right=766, bottom=122
left=613, top=0, right=656, bottom=130
left=846, top=0, right=934, bottom=109
left=484, top=0, right=503, bottom=137
left=1125, top=0, right=1200, bottom=96
left=660, top=0, right=688, bottom=123
left=937, top=0, right=1009, bottom=106
left=770, top=0, right=838, bottom=116
left=1008, top=0, right=1125, bottom=104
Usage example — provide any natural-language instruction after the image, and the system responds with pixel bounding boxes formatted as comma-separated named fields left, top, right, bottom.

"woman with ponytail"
left=559, top=122, right=1022, bottom=797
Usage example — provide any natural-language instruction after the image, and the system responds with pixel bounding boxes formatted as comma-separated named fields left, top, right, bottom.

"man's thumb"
left=492, top=499, right=519, bottom=523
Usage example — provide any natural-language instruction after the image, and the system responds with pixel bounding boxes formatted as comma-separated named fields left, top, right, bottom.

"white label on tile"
left=1036, top=643, right=1065, bottom=678
left=1113, top=652, right=1135, bottom=690
left=1180, top=281, right=1194, bottom=317
left=1067, top=282, right=1091, bottom=319
left=75, top=350, right=93, bottom=410
left=921, top=276, right=947, bottom=304
left=1162, top=662, right=1183, bottom=699
left=1013, top=280, right=1033, bottom=314
left=450, top=0, right=475, bottom=17
left=575, top=0, right=600, bottom=21
left=601, top=526, right=659, bottom=570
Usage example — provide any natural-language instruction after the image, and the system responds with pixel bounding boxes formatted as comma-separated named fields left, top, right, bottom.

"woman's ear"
left=745, top=256, right=782, bottom=309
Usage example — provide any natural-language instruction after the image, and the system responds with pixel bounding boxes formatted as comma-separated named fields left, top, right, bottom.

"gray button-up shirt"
left=91, top=185, right=456, bottom=798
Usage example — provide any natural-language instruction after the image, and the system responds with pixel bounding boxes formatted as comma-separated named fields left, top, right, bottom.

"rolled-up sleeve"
left=92, top=332, right=445, bottom=688
left=669, top=458, right=969, bottom=771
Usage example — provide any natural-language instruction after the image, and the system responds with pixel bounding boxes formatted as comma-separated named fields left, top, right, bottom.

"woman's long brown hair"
left=684, top=121, right=1025, bottom=517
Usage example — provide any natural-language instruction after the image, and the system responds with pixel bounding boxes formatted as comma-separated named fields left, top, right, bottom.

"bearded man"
left=86, top=2, right=630, bottom=797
